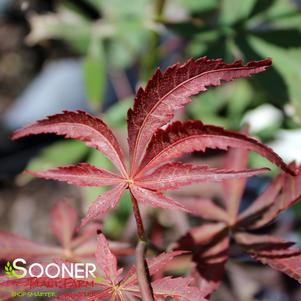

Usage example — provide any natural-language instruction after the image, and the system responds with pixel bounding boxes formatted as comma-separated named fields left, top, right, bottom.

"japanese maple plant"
left=11, top=57, right=299, bottom=300
left=174, top=140, right=301, bottom=297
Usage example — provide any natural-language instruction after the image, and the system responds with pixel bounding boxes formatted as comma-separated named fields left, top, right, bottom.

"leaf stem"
left=136, top=240, right=155, bottom=301
left=130, top=191, right=154, bottom=300
left=130, top=191, right=146, bottom=240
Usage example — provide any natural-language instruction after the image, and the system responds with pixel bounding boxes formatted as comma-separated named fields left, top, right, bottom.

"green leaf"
left=27, top=140, right=87, bottom=172
left=249, top=35, right=301, bottom=123
left=83, top=37, right=106, bottom=109
left=99, top=0, right=149, bottom=19
left=20, top=140, right=87, bottom=184
left=220, top=0, right=257, bottom=25
left=83, top=0, right=103, bottom=13
left=27, top=3, right=92, bottom=53
left=104, top=98, right=132, bottom=128
left=82, top=149, right=113, bottom=205
left=103, top=190, right=132, bottom=238
left=261, top=0, right=298, bottom=20
left=187, top=79, right=253, bottom=129
left=176, top=0, right=218, bottom=12
left=252, top=29, right=301, bottom=48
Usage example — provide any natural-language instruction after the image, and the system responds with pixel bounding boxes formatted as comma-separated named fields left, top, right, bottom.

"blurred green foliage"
left=168, top=0, right=301, bottom=123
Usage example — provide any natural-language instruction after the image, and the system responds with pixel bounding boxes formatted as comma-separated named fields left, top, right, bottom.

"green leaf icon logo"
left=3, top=262, right=15, bottom=278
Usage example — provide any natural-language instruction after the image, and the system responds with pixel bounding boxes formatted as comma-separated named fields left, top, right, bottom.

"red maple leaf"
left=11, top=57, right=295, bottom=230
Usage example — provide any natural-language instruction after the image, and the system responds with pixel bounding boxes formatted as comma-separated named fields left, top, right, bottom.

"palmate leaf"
left=175, top=223, right=228, bottom=296
left=128, top=57, right=272, bottom=173
left=174, top=161, right=301, bottom=291
left=11, top=56, right=296, bottom=228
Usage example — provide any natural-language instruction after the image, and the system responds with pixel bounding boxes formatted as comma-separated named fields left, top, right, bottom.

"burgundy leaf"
left=235, top=232, right=296, bottom=252
left=53, top=290, right=110, bottom=301
left=175, top=223, right=227, bottom=251
left=27, top=163, right=124, bottom=187
left=50, top=201, right=77, bottom=249
left=96, top=233, right=123, bottom=284
left=237, top=172, right=285, bottom=226
left=195, top=234, right=229, bottom=297
left=175, top=224, right=228, bottom=296
left=151, top=276, right=207, bottom=301
left=0, top=232, right=62, bottom=259
left=70, top=223, right=99, bottom=249
left=128, top=58, right=272, bottom=173
left=236, top=232, right=301, bottom=283
left=222, top=129, right=249, bottom=220
left=123, top=250, right=186, bottom=286
left=179, top=197, right=229, bottom=222
left=71, top=223, right=133, bottom=258
left=80, top=183, right=126, bottom=228
left=138, top=120, right=294, bottom=176
left=73, top=239, right=133, bottom=260
left=245, top=163, right=301, bottom=229
left=129, top=185, right=188, bottom=212
left=136, top=162, right=269, bottom=191
left=11, top=111, right=126, bottom=175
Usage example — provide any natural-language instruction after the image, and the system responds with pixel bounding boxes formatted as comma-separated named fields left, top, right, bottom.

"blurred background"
left=0, top=0, right=301, bottom=300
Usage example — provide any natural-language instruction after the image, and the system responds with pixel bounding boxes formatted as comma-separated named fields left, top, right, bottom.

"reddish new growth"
left=11, top=57, right=298, bottom=300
